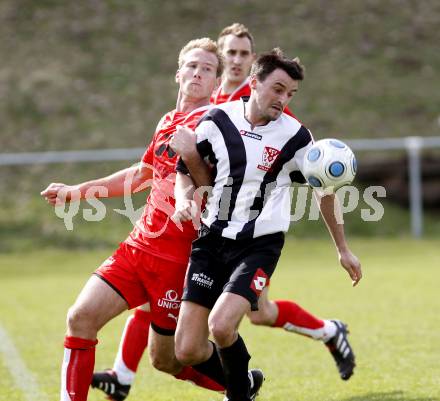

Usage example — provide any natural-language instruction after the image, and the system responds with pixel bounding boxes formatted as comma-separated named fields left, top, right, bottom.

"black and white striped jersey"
left=177, top=98, right=314, bottom=240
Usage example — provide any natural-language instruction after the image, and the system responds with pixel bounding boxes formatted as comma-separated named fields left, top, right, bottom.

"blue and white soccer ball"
left=303, top=139, right=357, bottom=190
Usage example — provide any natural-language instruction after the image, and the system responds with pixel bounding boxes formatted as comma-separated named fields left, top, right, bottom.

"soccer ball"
left=303, top=138, right=357, bottom=190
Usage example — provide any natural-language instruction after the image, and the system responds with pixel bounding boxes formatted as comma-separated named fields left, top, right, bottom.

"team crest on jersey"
left=258, top=146, right=281, bottom=171
left=250, top=268, right=269, bottom=295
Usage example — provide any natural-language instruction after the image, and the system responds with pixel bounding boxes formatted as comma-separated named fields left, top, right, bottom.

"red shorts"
left=95, top=242, right=187, bottom=332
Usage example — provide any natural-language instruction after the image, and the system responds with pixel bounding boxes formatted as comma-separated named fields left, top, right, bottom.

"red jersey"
left=125, top=105, right=211, bottom=263
left=211, top=77, right=298, bottom=119
left=210, top=78, right=252, bottom=105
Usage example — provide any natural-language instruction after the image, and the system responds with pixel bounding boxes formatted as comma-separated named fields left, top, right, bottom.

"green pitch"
left=0, top=238, right=439, bottom=401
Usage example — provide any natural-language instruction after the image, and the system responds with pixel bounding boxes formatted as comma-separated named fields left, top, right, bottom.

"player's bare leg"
left=175, top=301, right=226, bottom=389
left=91, top=303, right=224, bottom=401
left=61, top=275, right=128, bottom=401
left=148, top=326, right=224, bottom=392
left=148, top=327, right=181, bottom=374
left=66, top=275, right=128, bottom=338
left=175, top=301, right=213, bottom=365
left=209, top=292, right=249, bottom=347
left=246, top=288, right=278, bottom=326
left=209, top=292, right=263, bottom=401
left=91, top=303, right=151, bottom=400
left=247, top=287, right=356, bottom=380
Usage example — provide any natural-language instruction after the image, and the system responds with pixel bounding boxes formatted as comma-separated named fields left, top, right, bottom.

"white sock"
left=112, top=317, right=136, bottom=385
left=60, top=348, right=71, bottom=401
left=321, top=320, right=337, bottom=342
left=282, top=319, right=336, bottom=341
left=113, top=357, right=136, bottom=386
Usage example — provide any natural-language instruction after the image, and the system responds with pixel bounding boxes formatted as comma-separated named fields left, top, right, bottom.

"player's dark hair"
left=250, top=48, right=304, bottom=82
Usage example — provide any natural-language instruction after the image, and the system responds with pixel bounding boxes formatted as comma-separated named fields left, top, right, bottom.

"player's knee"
left=66, top=306, right=82, bottom=331
left=175, top=341, right=205, bottom=366
left=66, top=305, right=98, bottom=336
left=208, top=317, right=235, bottom=347
left=149, top=352, right=180, bottom=374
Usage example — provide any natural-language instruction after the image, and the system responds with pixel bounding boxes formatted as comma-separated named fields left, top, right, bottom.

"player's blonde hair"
left=178, top=37, right=224, bottom=77
left=217, top=22, right=255, bottom=52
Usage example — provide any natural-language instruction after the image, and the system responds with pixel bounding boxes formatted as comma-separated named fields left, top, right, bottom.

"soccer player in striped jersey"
left=41, top=38, right=231, bottom=401
left=214, top=23, right=359, bottom=382
left=172, top=49, right=362, bottom=401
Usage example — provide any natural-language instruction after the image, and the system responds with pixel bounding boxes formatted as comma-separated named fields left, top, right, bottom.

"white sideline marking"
left=0, top=323, right=48, bottom=401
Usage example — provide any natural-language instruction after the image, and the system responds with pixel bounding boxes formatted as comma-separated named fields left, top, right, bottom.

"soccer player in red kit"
left=41, top=38, right=229, bottom=401
left=89, top=24, right=357, bottom=401
left=212, top=23, right=296, bottom=119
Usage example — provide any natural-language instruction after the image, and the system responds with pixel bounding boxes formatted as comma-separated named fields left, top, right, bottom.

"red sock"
left=61, top=336, right=98, bottom=401
left=118, top=308, right=151, bottom=373
left=273, top=300, right=324, bottom=330
left=174, top=366, right=225, bottom=392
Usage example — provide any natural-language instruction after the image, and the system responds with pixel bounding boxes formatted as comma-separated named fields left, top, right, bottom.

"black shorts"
left=182, top=226, right=285, bottom=311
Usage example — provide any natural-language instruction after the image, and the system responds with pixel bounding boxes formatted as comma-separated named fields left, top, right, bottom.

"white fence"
left=2, top=136, right=440, bottom=237
left=347, top=136, right=440, bottom=238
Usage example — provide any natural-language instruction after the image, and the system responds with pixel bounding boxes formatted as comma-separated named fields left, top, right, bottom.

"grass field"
left=0, top=238, right=439, bottom=401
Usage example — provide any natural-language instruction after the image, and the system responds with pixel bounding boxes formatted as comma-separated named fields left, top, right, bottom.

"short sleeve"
left=175, top=117, right=215, bottom=174
left=141, top=114, right=167, bottom=165
left=141, top=138, right=155, bottom=165
left=291, top=126, right=314, bottom=182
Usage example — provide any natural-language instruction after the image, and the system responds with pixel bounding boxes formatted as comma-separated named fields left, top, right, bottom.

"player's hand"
left=169, top=125, right=197, bottom=160
left=338, top=249, right=362, bottom=287
left=171, top=199, right=198, bottom=225
left=40, top=183, right=79, bottom=206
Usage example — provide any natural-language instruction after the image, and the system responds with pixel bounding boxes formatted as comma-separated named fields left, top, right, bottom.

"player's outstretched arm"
left=315, top=191, right=362, bottom=286
left=40, top=164, right=153, bottom=206
left=170, top=125, right=213, bottom=188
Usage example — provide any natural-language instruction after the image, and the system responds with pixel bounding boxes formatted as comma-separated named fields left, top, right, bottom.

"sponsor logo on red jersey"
left=157, top=289, right=181, bottom=309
